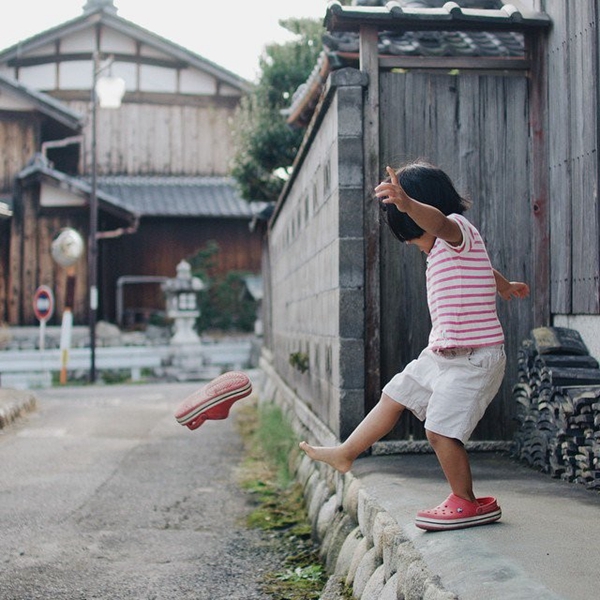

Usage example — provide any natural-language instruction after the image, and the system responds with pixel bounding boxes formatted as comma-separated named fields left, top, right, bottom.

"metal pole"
left=89, top=51, right=99, bottom=383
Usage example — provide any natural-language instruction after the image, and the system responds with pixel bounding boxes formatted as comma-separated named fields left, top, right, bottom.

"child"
left=299, top=161, right=529, bottom=531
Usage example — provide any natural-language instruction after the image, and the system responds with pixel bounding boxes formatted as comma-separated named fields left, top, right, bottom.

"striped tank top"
left=426, top=213, right=504, bottom=350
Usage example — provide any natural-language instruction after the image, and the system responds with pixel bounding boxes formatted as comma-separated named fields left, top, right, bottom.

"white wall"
left=553, top=315, right=600, bottom=360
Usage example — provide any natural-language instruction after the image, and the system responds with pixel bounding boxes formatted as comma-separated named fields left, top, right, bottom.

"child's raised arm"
left=374, top=166, right=462, bottom=245
left=493, top=269, right=530, bottom=301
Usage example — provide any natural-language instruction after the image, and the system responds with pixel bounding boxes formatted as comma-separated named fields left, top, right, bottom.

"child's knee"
left=426, top=429, right=441, bottom=446
left=426, top=429, right=460, bottom=447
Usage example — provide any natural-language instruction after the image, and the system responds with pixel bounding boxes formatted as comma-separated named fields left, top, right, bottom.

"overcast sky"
left=0, top=0, right=331, bottom=82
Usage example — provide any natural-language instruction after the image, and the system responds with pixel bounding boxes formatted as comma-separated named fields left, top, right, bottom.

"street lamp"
left=89, top=52, right=125, bottom=382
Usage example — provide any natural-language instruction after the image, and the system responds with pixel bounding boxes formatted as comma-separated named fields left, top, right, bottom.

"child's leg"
left=426, top=430, right=475, bottom=502
left=299, top=394, right=405, bottom=473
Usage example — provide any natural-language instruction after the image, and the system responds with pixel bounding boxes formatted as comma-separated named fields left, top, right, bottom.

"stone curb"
left=290, top=451, right=458, bottom=600
left=0, top=388, right=38, bottom=430
left=258, top=362, right=458, bottom=599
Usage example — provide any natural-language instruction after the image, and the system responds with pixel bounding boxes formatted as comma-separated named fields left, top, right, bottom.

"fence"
left=0, top=339, right=253, bottom=389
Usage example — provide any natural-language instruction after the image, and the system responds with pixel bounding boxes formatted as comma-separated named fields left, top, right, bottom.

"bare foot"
left=299, top=441, right=353, bottom=474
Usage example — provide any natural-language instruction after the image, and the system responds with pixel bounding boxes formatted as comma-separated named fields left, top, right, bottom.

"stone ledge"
left=259, top=365, right=596, bottom=600
left=258, top=363, right=455, bottom=599
left=291, top=452, right=457, bottom=600
left=0, top=389, right=38, bottom=429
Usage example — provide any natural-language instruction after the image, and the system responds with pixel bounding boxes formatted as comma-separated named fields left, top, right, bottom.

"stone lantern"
left=161, top=260, right=204, bottom=345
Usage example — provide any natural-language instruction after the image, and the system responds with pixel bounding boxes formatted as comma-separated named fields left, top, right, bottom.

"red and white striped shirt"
left=426, top=214, right=504, bottom=350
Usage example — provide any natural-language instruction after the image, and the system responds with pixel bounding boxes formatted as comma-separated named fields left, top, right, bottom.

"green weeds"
left=235, top=401, right=329, bottom=599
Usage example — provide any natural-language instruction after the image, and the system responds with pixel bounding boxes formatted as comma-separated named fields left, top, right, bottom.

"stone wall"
left=258, top=366, right=456, bottom=600
left=265, top=69, right=368, bottom=441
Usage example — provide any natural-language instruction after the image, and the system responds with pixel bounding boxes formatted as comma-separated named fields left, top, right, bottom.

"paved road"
left=0, top=382, right=278, bottom=599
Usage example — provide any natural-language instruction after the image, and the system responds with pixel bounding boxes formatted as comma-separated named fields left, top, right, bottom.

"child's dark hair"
left=381, top=161, right=471, bottom=243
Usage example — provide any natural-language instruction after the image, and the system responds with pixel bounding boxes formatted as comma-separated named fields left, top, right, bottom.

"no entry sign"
left=33, top=285, right=54, bottom=322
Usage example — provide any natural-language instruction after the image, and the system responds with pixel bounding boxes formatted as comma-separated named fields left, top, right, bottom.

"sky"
left=0, top=0, right=331, bottom=82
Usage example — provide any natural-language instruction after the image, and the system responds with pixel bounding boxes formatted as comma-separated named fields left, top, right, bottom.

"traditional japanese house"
left=0, top=0, right=261, bottom=327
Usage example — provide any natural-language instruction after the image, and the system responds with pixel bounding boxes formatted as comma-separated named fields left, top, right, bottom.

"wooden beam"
left=360, top=24, right=381, bottom=413
left=378, top=55, right=531, bottom=71
left=527, top=31, right=550, bottom=327
left=8, top=52, right=188, bottom=71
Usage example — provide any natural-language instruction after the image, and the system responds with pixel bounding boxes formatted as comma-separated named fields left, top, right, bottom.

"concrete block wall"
left=266, top=68, right=368, bottom=440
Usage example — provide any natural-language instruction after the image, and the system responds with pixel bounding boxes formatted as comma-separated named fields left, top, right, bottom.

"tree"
left=230, top=18, right=325, bottom=203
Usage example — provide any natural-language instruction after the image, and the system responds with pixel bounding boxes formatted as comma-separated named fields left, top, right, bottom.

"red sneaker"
left=174, top=371, right=252, bottom=430
left=415, top=494, right=501, bottom=531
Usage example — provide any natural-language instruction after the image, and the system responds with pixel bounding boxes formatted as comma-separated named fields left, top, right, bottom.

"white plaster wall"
left=553, top=314, right=600, bottom=360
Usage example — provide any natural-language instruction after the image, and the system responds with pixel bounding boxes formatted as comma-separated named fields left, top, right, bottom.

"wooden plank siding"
left=0, top=117, right=36, bottom=323
left=0, top=117, right=37, bottom=193
left=379, top=71, right=533, bottom=440
left=66, top=100, right=237, bottom=177
left=360, top=25, right=382, bottom=413
left=99, top=217, right=263, bottom=324
left=0, top=94, right=247, bottom=327
left=4, top=200, right=261, bottom=326
left=547, top=0, right=600, bottom=314
left=7, top=185, right=89, bottom=325
left=547, top=0, right=571, bottom=314
left=570, top=1, right=599, bottom=314
left=0, top=220, right=9, bottom=321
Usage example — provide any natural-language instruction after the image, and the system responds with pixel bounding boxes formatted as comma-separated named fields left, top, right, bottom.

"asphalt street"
left=0, top=382, right=278, bottom=600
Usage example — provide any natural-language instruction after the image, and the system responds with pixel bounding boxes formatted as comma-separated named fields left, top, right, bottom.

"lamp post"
left=89, top=51, right=125, bottom=382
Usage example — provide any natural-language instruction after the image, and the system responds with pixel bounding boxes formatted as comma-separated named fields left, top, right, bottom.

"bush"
left=188, top=241, right=258, bottom=333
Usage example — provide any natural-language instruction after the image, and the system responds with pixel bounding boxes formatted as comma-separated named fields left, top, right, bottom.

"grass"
left=234, top=400, right=332, bottom=600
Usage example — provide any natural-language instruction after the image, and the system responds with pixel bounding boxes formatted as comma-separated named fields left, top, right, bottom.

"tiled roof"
left=18, top=154, right=135, bottom=223
left=324, top=27, right=525, bottom=60
left=95, top=176, right=259, bottom=219
left=285, top=0, right=551, bottom=128
left=0, top=73, right=84, bottom=131
left=324, top=0, right=549, bottom=56
left=326, top=0, right=551, bottom=32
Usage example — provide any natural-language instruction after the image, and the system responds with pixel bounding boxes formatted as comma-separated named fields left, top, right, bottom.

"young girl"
left=300, top=161, right=529, bottom=531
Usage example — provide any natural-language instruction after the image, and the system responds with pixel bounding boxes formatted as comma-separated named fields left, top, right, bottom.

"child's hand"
left=498, top=281, right=530, bottom=301
left=374, top=166, right=413, bottom=212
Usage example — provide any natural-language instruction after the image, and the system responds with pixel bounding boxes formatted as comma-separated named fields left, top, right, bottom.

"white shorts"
left=382, top=345, right=506, bottom=443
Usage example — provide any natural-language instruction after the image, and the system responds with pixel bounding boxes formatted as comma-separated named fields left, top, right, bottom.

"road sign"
left=33, top=285, right=54, bottom=322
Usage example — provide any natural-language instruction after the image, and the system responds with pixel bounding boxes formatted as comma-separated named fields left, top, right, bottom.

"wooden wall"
left=0, top=115, right=37, bottom=193
left=99, top=216, right=263, bottom=323
left=379, top=71, right=534, bottom=440
left=66, top=98, right=238, bottom=177
left=4, top=197, right=261, bottom=327
left=0, top=219, right=9, bottom=321
left=0, top=115, right=35, bottom=324
left=0, top=95, right=247, bottom=326
left=7, top=185, right=90, bottom=325
left=546, top=0, right=600, bottom=315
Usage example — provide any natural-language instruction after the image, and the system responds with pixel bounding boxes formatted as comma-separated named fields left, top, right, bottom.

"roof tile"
left=285, top=0, right=549, bottom=128
left=96, top=176, right=257, bottom=219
